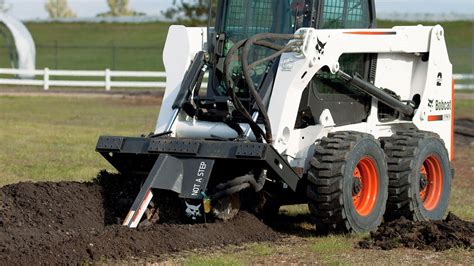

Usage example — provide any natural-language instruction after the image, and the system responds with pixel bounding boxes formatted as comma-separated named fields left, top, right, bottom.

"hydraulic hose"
left=213, top=183, right=251, bottom=200
left=254, top=40, right=285, bottom=51
left=223, top=34, right=302, bottom=143
left=224, top=39, right=265, bottom=142
left=241, top=33, right=300, bottom=143
left=248, top=43, right=296, bottom=70
left=224, top=39, right=286, bottom=91
left=212, top=171, right=267, bottom=200
left=224, top=35, right=301, bottom=143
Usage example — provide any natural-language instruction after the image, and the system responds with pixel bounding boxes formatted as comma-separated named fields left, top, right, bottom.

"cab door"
left=296, top=0, right=377, bottom=128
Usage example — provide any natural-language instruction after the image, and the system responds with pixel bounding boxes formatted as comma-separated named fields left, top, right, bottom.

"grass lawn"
left=456, top=99, right=474, bottom=117
left=27, top=22, right=172, bottom=71
left=0, top=95, right=159, bottom=186
left=0, top=95, right=472, bottom=264
left=0, top=22, right=172, bottom=71
left=378, top=20, right=473, bottom=74
left=171, top=237, right=473, bottom=265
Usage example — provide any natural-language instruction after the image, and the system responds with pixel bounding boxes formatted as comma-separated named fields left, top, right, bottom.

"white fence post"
left=105, top=69, right=111, bottom=91
left=43, top=68, right=50, bottom=91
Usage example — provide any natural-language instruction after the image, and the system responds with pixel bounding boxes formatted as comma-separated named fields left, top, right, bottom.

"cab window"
left=321, top=0, right=371, bottom=29
left=315, top=0, right=373, bottom=95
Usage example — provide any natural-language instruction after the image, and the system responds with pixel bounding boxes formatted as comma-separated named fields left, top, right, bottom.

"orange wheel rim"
left=352, top=157, right=379, bottom=216
left=420, top=155, right=443, bottom=210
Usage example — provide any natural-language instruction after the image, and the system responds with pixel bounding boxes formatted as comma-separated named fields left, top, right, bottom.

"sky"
left=6, top=0, right=474, bottom=20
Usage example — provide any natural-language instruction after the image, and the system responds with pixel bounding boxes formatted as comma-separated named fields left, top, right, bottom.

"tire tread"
left=381, top=130, right=443, bottom=221
left=307, top=131, right=376, bottom=233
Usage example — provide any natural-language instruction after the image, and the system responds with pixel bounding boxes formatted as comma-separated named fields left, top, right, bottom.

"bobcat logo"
left=428, top=99, right=434, bottom=108
left=185, top=202, right=202, bottom=220
left=316, top=38, right=327, bottom=60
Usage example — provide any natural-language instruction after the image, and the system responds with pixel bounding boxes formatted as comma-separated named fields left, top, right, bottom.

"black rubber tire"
left=381, top=130, right=452, bottom=221
left=307, top=131, right=389, bottom=234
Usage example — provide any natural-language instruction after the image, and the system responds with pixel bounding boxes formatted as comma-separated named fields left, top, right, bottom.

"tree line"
left=0, top=0, right=211, bottom=22
left=45, top=0, right=144, bottom=18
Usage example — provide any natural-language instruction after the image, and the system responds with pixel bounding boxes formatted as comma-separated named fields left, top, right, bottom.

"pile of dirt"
left=359, top=213, right=474, bottom=251
left=0, top=172, right=280, bottom=264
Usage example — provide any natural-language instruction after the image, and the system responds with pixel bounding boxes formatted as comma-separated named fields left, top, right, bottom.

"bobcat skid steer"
left=96, top=0, right=454, bottom=233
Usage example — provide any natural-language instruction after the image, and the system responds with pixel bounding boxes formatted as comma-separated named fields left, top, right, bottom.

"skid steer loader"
left=96, top=0, right=454, bottom=233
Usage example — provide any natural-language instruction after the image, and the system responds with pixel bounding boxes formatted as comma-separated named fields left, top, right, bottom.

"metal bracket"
left=149, top=139, right=200, bottom=154
left=235, top=143, right=265, bottom=158
left=96, top=136, right=124, bottom=151
left=97, top=136, right=302, bottom=193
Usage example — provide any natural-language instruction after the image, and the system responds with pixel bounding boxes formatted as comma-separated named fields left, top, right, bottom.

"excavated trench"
left=0, top=119, right=473, bottom=264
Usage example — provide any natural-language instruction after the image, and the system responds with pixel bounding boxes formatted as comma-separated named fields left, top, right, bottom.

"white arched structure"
left=0, top=13, right=35, bottom=78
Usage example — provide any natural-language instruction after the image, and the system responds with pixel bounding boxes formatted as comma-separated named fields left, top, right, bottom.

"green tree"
left=45, top=0, right=76, bottom=18
left=98, top=0, right=144, bottom=17
left=162, top=0, right=216, bottom=25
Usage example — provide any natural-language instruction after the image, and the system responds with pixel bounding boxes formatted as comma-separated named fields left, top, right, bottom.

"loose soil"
left=1, top=119, right=473, bottom=264
left=359, top=213, right=474, bottom=251
left=0, top=172, right=279, bottom=265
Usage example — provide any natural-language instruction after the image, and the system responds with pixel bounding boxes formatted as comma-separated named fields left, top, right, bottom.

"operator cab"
left=209, top=1, right=310, bottom=98
left=187, top=0, right=377, bottom=131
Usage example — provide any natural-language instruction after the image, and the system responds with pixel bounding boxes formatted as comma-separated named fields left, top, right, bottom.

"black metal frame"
left=96, top=136, right=301, bottom=192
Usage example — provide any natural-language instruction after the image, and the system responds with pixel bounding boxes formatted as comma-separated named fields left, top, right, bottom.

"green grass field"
left=0, top=20, right=471, bottom=74
left=378, top=20, right=473, bottom=74
left=0, top=95, right=158, bottom=185
left=0, top=22, right=171, bottom=71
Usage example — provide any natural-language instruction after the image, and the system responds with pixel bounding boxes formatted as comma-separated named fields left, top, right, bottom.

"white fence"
left=0, top=68, right=472, bottom=91
left=0, top=68, right=167, bottom=91
left=453, top=74, right=474, bottom=90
